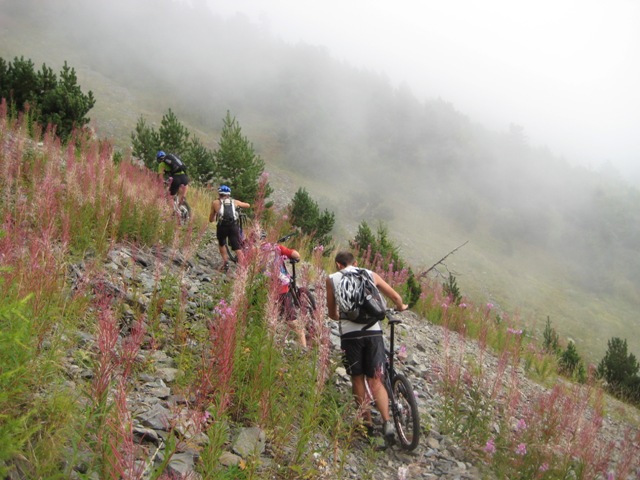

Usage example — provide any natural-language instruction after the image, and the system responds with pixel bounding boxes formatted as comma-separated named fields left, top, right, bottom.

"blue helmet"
left=218, top=185, right=231, bottom=195
left=156, top=151, right=166, bottom=162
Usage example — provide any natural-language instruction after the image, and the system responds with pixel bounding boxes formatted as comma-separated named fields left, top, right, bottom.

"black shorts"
left=341, top=334, right=386, bottom=378
left=216, top=222, right=242, bottom=250
left=169, top=174, right=189, bottom=196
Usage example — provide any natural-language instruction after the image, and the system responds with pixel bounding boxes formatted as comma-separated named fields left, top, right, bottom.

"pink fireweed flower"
left=486, top=303, right=494, bottom=310
left=484, top=438, right=496, bottom=455
left=507, top=328, right=523, bottom=335
left=398, top=344, right=407, bottom=360
left=213, top=299, right=234, bottom=318
left=516, top=443, right=527, bottom=455
left=607, top=472, right=614, bottom=480
left=459, top=303, right=467, bottom=308
left=313, top=245, right=324, bottom=252
left=516, top=418, right=527, bottom=431
left=539, top=463, right=549, bottom=472
left=441, top=303, right=449, bottom=309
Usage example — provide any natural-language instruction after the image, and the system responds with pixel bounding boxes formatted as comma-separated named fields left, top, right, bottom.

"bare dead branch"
left=418, top=241, right=469, bottom=279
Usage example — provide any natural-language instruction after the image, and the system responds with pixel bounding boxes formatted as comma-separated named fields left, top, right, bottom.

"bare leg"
left=295, top=321, right=307, bottom=348
left=218, top=245, right=228, bottom=265
left=178, top=184, right=187, bottom=206
left=351, top=374, right=373, bottom=424
left=367, top=373, right=390, bottom=423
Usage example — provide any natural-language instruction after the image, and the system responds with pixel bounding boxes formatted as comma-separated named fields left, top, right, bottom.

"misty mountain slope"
left=2, top=0, right=640, bottom=362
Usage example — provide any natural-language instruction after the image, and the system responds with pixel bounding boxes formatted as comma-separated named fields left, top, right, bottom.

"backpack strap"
left=359, top=318, right=380, bottom=331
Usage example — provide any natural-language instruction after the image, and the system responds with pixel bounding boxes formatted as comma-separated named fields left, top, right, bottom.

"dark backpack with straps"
left=335, top=268, right=387, bottom=326
left=219, top=198, right=238, bottom=225
left=165, top=153, right=187, bottom=175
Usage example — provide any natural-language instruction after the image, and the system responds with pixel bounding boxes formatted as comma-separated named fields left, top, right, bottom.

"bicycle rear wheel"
left=391, top=373, right=420, bottom=451
left=179, top=200, right=191, bottom=225
left=292, top=287, right=318, bottom=343
left=293, top=287, right=316, bottom=315
left=225, top=243, right=238, bottom=263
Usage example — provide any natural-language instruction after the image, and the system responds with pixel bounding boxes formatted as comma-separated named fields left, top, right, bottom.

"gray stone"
left=232, top=427, right=266, bottom=457
left=138, top=403, right=171, bottom=431
left=219, top=451, right=242, bottom=467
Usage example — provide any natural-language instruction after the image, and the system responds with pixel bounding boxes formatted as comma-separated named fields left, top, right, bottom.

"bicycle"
left=284, top=256, right=317, bottom=318
left=279, top=255, right=318, bottom=347
left=164, top=177, right=190, bottom=225
left=173, top=194, right=191, bottom=225
left=370, top=309, right=421, bottom=451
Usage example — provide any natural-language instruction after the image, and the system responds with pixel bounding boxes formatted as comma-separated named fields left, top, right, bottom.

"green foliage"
left=188, top=136, right=217, bottom=185
left=443, top=273, right=462, bottom=306
left=353, top=221, right=374, bottom=254
left=214, top=111, right=272, bottom=204
left=131, top=109, right=216, bottom=185
left=405, top=269, right=422, bottom=308
left=597, top=337, right=640, bottom=401
left=0, top=56, right=95, bottom=140
left=131, top=109, right=190, bottom=167
left=558, top=341, right=586, bottom=383
left=289, top=187, right=335, bottom=249
left=543, top=316, right=560, bottom=354
left=0, top=294, right=34, bottom=475
left=352, top=221, right=404, bottom=270
left=131, top=116, right=159, bottom=167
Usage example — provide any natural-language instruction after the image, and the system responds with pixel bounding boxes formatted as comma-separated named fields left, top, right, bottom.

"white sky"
left=206, top=0, right=640, bottom=175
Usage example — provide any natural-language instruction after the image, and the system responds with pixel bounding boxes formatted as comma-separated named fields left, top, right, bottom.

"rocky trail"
left=60, top=238, right=638, bottom=479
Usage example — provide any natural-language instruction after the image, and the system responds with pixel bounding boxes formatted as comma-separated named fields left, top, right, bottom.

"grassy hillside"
left=2, top=0, right=640, bottom=364
left=2, top=109, right=639, bottom=478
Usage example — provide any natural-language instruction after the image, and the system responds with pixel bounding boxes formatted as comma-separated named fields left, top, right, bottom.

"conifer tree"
left=597, top=337, right=640, bottom=393
left=0, top=56, right=95, bottom=140
left=214, top=111, right=272, bottom=204
left=131, top=109, right=215, bottom=184
left=289, top=187, right=334, bottom=249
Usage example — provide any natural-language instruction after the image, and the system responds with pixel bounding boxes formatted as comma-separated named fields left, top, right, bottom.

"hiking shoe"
left=221, top=262, right=230, bottom=272
left=383, top=420, right=395, bottom=439
left=355, top=421, right=375, bottom=438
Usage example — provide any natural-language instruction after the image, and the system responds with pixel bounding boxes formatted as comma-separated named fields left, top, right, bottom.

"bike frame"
left=375, top=310, right=421, bottom=450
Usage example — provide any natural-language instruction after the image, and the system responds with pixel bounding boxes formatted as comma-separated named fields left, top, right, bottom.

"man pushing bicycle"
left=326, top=251, right=408, bottom=439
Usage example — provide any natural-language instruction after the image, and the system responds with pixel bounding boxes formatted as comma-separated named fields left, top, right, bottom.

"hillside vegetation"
left=2, top=0, right=639, bottom=363
left=3, top=99, right=640, bottom=478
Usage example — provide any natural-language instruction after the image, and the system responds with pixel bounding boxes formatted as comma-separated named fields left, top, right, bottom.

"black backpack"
left=166, top=153, right=187, bottom=175
left=219, top=198, right=237, bottom=225
left=336, top=268, right=387, bottom=327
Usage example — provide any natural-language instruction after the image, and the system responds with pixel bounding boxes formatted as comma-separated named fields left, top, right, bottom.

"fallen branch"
left=418, top=241, right=469, bottom=279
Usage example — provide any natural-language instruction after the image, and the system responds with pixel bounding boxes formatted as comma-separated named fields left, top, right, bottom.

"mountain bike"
left=173, top=194, right=191, bottom=225
left=281, top=256, right=318, bottom=346
left=164, top=177, right=190, bottom=225
left=284, top=257, right=317, bottom=318
left=371, top=309, right=421, bottom=451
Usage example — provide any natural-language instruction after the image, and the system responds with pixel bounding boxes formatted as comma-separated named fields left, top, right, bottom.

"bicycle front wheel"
left=391, top=373, right=421, bottom=451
